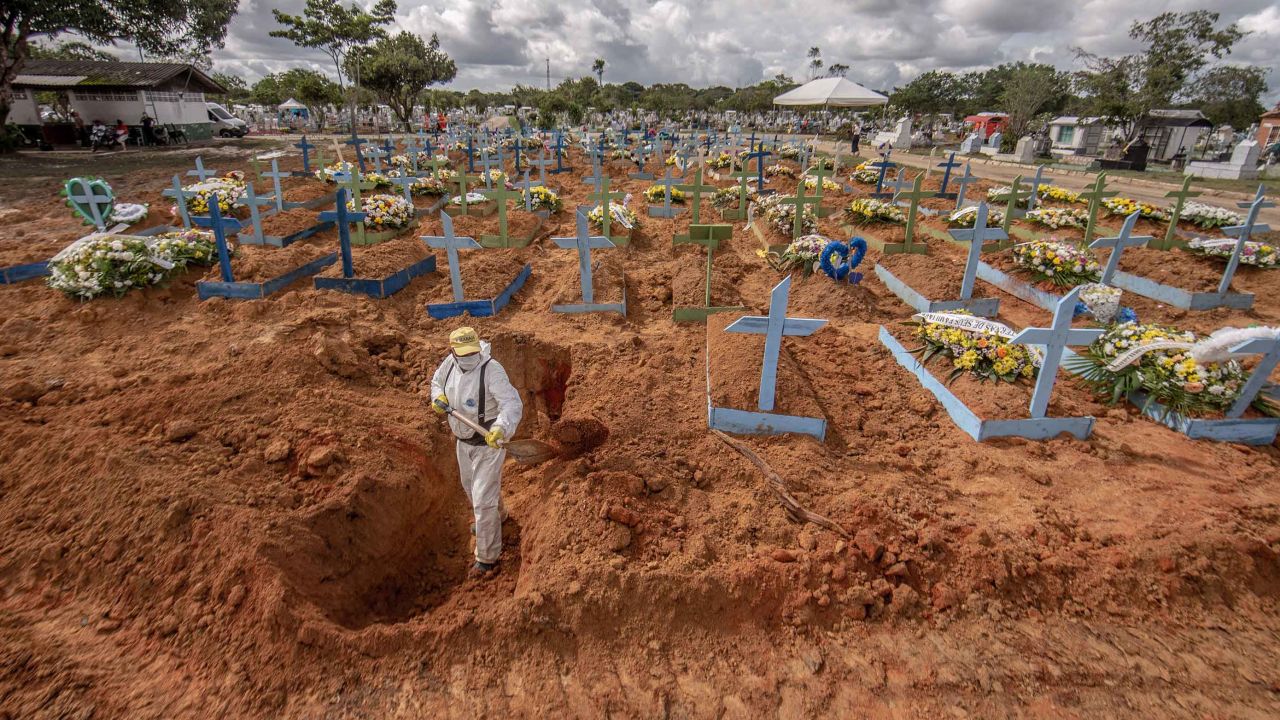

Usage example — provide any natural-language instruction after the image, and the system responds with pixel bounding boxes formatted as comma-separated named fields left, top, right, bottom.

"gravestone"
left=1011, top=136, right=1036, bottom=164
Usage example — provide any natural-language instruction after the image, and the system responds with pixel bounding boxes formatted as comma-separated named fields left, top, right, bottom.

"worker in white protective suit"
left=430, top=327, right=523, bottom=578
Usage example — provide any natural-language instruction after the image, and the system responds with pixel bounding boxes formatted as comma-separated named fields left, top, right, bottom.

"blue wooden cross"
left=1090, top=211, right=1151, bottom=285
left=1024, top=165, right=1049, bottom=212
left=365, top=147, right=387, bottom=173
left=1009, top=286, right=1105, bottom=418
left=650, top=166, right=684, bottom=218
left=318, top=188, right=368, bottom=278
left=380, top=136, right=396, bottom=158
left=187, top=156, right=216, bottom=181
left=239, top=182, right=277, bottom=244
left=870, top=151, right=896, bottom=198
left=551, top=211, right=622, bottom=314
left=747, top=142, right=772, bottom=190
left=949, top=202, right=1008, bottom=301
left=724, top=276, right=827, bottom=412
left=191, top=193, right=243, bottom=283
left=262, top=160, right=291, bottom=213
left=952, top=163, right=977, bottom=211
left=294, top=136, right=316, bottom=174
left=424, top=213, right=482, bottom=302
left=582, top=154, right=605, bottom=193
left=512, top=135, right=524, bottom=173
left=1219, top=186, right=1275, bottom=295
left=403, top=136, right=424, bottom=173
left=345, top=132, right=369, bottom=172
left=550, top=131, right=568, bottom=174
left=514, top=170, right=539, bottom=211
left=162, top=175, right=192, bottom=229
left=466, top=133, right=477, bottom=173
left=65, top=177, right=114, bottom=231
left=1226, top=334, right=1280, bottom=418
left=494, top=142, right=508, bottom=173
left=935, top=151, right=962, bottom=199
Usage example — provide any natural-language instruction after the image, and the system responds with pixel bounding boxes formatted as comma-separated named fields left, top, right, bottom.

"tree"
left=29, top=40, right=117, bottom=62
left=999, top=64, right=1070, bottom=146
left=347, top=31, right=456, bottom=130
left=807, top=47, right=822, bottom=80
left=826, top=63, right=849, bottom=78
left=1075, top=10, right=1246, bottom=139
left=270, top=0, right=396, bottom=127
left=592, top=58, right=605, bottom=86
left=890, top=70, right=965, bottom=115
left=250, top=75, right=286, bottom=107
left=0, top=0, right=236, bottom=129
left=1188, top=65, right=1269, bottom=130
left=211, top=72, right=249, bottom=103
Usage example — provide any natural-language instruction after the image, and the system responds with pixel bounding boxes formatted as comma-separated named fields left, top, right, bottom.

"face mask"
left=454, top=353, right=482, bottom=371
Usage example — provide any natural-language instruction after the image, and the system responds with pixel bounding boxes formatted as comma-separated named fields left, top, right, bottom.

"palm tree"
left=592, top=58, right=605, bottom=85
left=807, top=47, right=823, bottom=80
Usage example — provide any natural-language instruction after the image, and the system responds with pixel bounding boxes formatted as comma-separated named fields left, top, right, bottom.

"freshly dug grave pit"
left=260, top=439, right=471, bottom=630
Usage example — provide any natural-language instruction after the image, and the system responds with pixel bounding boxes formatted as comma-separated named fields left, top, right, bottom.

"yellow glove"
left=484, top=427, right=505, bottom=449
left=432, top=394, right=449, bottom=415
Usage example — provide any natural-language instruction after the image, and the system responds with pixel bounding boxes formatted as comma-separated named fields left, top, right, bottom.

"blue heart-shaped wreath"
left=819, top=237, right=867, bottom=284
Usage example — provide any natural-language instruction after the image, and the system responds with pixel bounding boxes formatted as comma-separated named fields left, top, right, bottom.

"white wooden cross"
left=952, top=163, right=977, bottom=211
left=1009, top=286, right=1105, bottom=418
left=1227, top=335, right=1280, bottom=418
left=261, top=160, right=291, bottom=213
left=161, top=175, right=192, bottom=229
left=552, top=211, right=615, bottom=305
left=240, top=182, right=277, bottom=243
left=1089, top=211, right=1152, bottom=285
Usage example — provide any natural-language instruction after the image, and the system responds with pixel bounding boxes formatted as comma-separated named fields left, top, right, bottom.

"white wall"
left=8, top=88, right=41, bottom=124
left=143, top=90, right=208, bottom=125
left=69, top=89, right=145, bottom=125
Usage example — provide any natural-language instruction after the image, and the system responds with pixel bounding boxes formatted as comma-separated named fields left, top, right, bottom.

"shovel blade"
left=502, top=439, right=558, bottom=465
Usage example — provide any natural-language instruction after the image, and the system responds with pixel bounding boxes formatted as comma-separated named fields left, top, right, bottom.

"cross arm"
left=724, top=317, right=828, bottom=336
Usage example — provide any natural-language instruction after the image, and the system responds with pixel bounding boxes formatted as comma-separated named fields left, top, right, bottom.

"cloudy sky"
left=204, top=0, right=1279, bottom=103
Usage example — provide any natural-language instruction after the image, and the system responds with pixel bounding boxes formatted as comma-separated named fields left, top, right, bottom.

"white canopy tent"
left=773, top=77, right=888, bottom=107
left=277, top=98, right=307, bottom=112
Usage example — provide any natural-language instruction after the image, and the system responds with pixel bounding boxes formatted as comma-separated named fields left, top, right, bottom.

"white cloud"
left=203, top=0, right=1279, bottom=105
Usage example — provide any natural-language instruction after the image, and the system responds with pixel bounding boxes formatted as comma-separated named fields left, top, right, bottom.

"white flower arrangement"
left=47, top=230, right=218, bottom=299
left=109, top=203, right=148, bottom=225
left=1177, top=201, right=1242, bottom=230
left=802, top=175, right=842, bottom=193
left=181, top=177, right=246, bottom=215
left=1025, top=207, right=1088, bottom=229
left=352, top=194, right=414, bottom=229
left=1186, top=238, right=1279, bottom=268
left=449, top=192, right=490, bottom=206
left=588, top=202, right=638, bottom=231
left=756, top=193, right=818, bottom=235
left=314, top=161, right=355, bottom=183
left=948, top=205, right=1005, bottom=228
left=1011, top=239, right=1100, bottom=287
left=1102, top=197, right=1170, bottom=222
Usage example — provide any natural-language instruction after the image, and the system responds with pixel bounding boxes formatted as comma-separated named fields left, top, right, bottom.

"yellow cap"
left=449, top=326, right=482, bottom=356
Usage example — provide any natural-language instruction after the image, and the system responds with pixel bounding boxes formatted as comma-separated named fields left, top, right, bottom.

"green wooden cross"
left=1154, top=176, right=1200, bottom=251
left=724, top=168, right=754, bottom=220
left=805, top=160, right=836, bottom=215
left=451, top=172, right=480, bottom=214
left=312, top=147, right=329, bottom=170
left=672, top=222, right=744, bottom=323
left=779, top=180, right=823, bottom=240
left=423, top=155, right=449, bottom=182
left=1078, top=172, right=1118, bottom=244
left=1001, top=175, right=1032, bottom=240
left=676, top=167, right=717, bottom=224
left=888, top=174, right=934, bottom=254
left=336, top=169, right=378, bottom=245
left=480, top=185, right=525, bottom=247
left=587, top=175, right=627, bottom=238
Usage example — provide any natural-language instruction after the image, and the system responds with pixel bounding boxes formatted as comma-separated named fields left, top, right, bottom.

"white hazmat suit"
left=430, top=341, right=523, bottom=565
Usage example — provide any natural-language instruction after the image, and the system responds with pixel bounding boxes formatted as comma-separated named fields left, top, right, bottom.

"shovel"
left=441, top=403, right=558, bottom=465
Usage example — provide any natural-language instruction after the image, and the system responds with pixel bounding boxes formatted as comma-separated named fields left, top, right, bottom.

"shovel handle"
left=441, top=402, right=503, bottom=446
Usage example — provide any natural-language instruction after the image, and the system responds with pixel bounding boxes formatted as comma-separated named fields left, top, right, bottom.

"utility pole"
left=546, top=58, right=551, bottom=91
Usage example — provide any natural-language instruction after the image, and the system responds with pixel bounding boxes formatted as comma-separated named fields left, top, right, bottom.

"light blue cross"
left=262, top=160, right=291, bottom=212
left=952, top=163, right=977, bottom=211
left=423, top=213, right=482, bottom=302
left=1089, top=211, right=1151, bottom=285
left=1219, top=185, right=1275, bottom=295
left=1226, top=334, right=1280, bottom=418
left=724, top=276, right=827, bottom=412
left=552, top=211, right=615, bottom=304
left=1009, top=286, right=1105, bottom=418
left=161, top=175, right=191, bottom=229
left=191, top=193, right=243, bottom=282
left=948, top=202, right=1007, bottom=300
left=239, top=182, right=277, bottom=243
left=187, top=156, right=216, bottom=181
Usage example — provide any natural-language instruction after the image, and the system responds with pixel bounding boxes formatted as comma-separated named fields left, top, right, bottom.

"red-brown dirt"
left=1, top=140, right=1280, bottom=719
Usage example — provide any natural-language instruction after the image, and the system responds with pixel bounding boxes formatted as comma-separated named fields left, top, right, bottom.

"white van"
left=206, top=102, right=248, bottom=138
